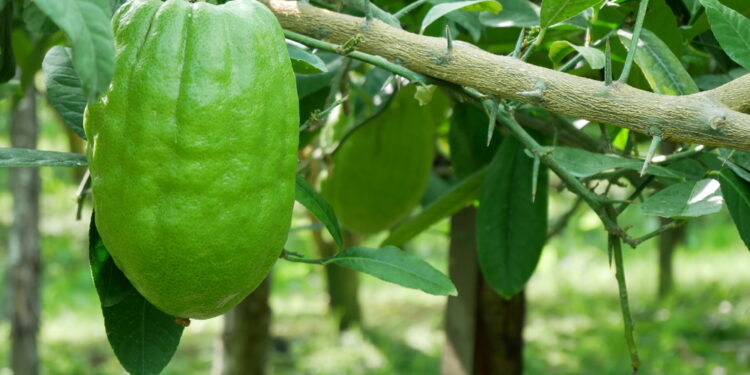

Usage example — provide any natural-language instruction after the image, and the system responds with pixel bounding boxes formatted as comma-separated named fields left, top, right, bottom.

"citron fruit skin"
left=84, top=0, right=298, bottom=319
left=322, top=85, right=449, bottom=234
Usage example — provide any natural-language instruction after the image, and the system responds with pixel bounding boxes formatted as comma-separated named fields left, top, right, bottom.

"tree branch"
left=266, top=0, right=750, bottom=151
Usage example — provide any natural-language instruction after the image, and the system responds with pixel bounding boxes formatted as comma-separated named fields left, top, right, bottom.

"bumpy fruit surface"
left=84, top=0, right=298, bottom=319
left=322, top=85, right=449, bottom=234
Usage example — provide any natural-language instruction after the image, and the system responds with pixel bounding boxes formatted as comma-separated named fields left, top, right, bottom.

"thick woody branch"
left=266, top=0, right=750, bottom=151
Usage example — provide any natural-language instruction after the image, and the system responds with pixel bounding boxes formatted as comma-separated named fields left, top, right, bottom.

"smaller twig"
left=616, top=175, right=654, bottom=216
left=619, top=0, right=651, bottom=83
left=609, top=234, right=641, bottom=374
left=75, top=170, right=91, bottom=221
left=280, top=249, right=332, bottom=265
left=300, top=95, right=349, bottom=132
left=631, top=220, right=686, bottom=247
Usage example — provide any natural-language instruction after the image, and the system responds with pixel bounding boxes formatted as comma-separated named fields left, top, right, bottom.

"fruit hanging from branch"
left=84, top=0, right=299, bottom=319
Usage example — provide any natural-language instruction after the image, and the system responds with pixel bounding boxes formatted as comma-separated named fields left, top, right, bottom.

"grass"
left=1, top=99, right=750, bottom=374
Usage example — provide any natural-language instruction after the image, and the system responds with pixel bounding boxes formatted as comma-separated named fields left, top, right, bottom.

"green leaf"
left=549, top=40, right=605, bottom=69
left=699, top=0, right=750, bottom=70
left=479, top=0, right=539, bottom=28
left=42, top=46, right=87, bottom=139
left=551, top=146, right=689, bottom=179
left=89, top=213, right=134, bottom=307
left=477, top=136, right=548, bottom=298
left=421, top=0, right=503, bottom=33
left=449, top=102, right=500, bottom=178
left=33, top=0, right=115, bottom=101
left=295, top=174, right=344, bottom=248
left=682, top=0, right=702, bottom=17
left=717, top=168, right=750, bottom=250
left=89, top=214, right=184, bottom=375
left=296, top=54, right=344, bottom=98
left=0, top=2, right=15, bottom=83
left=617, top=29, right=699, bottom=95
left=382, top=166, right=488, bottom=247
left=641, top=179, right=723, bottom=218
left=329, top=246, right=457, bottom=296
left=540, top=0, right=603, bottom=29
left=103, top=296, right=184, bottom=375
left=0, top=148, right=87, bottom=167
left=287, top=44, right=327, bottom=75
left=22, top=1, right=59, bottom=36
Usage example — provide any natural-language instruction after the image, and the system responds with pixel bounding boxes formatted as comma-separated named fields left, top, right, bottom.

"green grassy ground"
left=1, top=99, right=750, bottom=374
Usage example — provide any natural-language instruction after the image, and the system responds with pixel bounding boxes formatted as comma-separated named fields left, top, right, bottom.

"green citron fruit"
left=322, top=85, right=449, bottom=234
left=84, top=0, right=298, bottom=319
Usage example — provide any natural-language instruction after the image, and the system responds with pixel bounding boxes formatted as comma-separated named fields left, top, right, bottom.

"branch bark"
left=266, top=0, right=750, bottom=151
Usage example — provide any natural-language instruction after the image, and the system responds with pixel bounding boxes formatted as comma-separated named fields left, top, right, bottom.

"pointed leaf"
left=89, top=214, right=133, bottom=307
left=89, top=214, right=184, bottom=375
left=540, top=0, right=603, bottom=29
left=295, top=174, right=344, bottom=248
left=480, top=0, right=539, bottom=28
left=699, top=0, right=750, bottom=70
left=287, top=44, right=327, bottom=75
left=549, top=40, right=605, bottom=69
left=421, top=0, right=503, bottom=33
left=717, top=168, right=750, bottom=250
left=0, top=148, right=87, bottom=167
left=33, top=0, right=115, bottom=101
left=330, top=246, right=457, bottom=296
left=618, top=29, right=699, bottom=95
left=641, top=179, right=723, bottom=218
left=551, top=146, right=690, bottom=179
left=43, top=46, right=87, bottom=139
left=477, top=136, right=548, bottom=298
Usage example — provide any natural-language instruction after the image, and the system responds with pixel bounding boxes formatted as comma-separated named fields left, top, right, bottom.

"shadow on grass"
left=363, top=327, right=440, bottom=375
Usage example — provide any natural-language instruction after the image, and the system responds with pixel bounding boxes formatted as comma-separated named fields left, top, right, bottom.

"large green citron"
left=322, top=85, right=449, bottom=234
left=84, top=0, right=298, bottom=319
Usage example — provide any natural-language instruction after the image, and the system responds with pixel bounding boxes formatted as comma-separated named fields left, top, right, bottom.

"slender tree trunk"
left=442, top=207, right=525, bottom=375
left=657, top=221, right=684, bottom=299
left=657, top=141, right=686, bottom=299
left=6, top=87, right=41, bottom=375
left=212, top=275, right=273, bottom=375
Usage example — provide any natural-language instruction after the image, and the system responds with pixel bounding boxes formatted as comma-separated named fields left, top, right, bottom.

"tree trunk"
left=442, top=207, right=525, bottom=375
left=6, top=87, right=41, bottom=375
left=657, top=141, right=686, bottom=299
left=212, top=275, right=273, bottom=375
left=657, top=220, right=684, bottom=299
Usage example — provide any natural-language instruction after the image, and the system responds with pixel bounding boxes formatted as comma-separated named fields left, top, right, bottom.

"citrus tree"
left=1, top=0, right=750, bottom=374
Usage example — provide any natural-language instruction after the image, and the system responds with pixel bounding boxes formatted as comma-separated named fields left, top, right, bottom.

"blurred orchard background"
left=1, top=96, right=750, bottom=374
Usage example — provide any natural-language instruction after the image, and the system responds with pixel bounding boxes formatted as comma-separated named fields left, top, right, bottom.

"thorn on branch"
left=640, top=135, right=661, bottom=177
left=605, top=38, right=613, bottom=86
left=532, top=154, right=540, bottom=202
left=444, top=25, right=454, bottom=54
left=482, top=99, right=498, bottom=146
